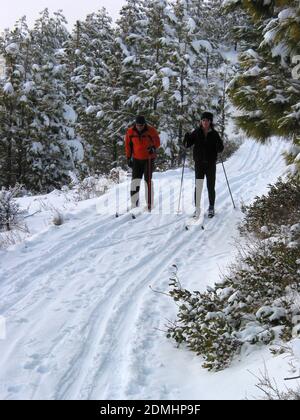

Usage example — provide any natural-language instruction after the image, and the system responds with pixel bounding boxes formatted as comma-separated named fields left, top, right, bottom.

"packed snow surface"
left=0, top=138, right=297, bottom=400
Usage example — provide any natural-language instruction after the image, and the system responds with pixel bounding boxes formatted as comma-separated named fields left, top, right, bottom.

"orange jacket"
left=125, top=124, right=160, bottom=160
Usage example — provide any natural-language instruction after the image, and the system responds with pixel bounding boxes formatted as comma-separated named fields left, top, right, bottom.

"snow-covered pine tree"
left=116, top=0, right=149, bottom=118
left=0, top=185, right=22, bottom=231
left=222, top=0, right=259, bottom=52
left=0, top=18, right=34, bottom=189
left=26, top=9, right=80, bottom=191
left=160, top=0, right=212, bottom=164
left=139, top=0, right=173, bottom=120
left=68, top=8, right=123, bottom=173
left=226, top=0, right=300, bottom=174
left=183, top=1, right=239, bottom=131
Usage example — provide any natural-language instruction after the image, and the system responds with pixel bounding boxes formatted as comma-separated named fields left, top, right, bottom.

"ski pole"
left=177, top=151, right=186, bottom=213
left=148, top=155, right=152, bottom=212
left=220, top=155, right=236, bottom=209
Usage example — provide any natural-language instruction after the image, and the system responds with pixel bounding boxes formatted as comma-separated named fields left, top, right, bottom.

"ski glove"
left=183, top=132, right=190, bottom=148
left=127, top=157, right=133, bottom=168
left=147, top=145, right=156, bottom=155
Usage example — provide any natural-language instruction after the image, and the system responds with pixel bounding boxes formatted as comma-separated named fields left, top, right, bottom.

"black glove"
left=127, top=157, right=133, bottom=168
left=183, top=132, right=190, bottom=148
left=147, top=146, right=156, bottom=155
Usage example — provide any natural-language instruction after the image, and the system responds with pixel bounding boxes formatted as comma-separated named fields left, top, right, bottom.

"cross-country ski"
left=185, top=214, right=205, bottom=231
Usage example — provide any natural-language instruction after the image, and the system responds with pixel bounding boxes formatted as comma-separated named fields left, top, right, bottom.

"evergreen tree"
left=26, top=9, right=80, bottom=191
left=160, top=0, right=213, bottom=163
left=0, top=10, right=82, bottom=192
left=139, top=0, right=173, bottom=120
left=116, top=0, right=149, bottom=119
left=0, top=18, right=34, bottom=188
left=0, top=1, right=245, bottom=190
left=68, top=8, right=123, bottom=173
left=226, top=0, right=300, bottom=173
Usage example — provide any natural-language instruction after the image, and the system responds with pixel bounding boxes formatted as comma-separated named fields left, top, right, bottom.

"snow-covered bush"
left=0, top=186, right=23, bottom=231
left=108, top=167, right=127, bottom=184
left=72, top=168, right=127, bottom=202
left=73, top=176, right=107, bottom=201
left=167, top=176, right=300, bottom=371
left=167, top=267, right=242, bottom=371
left=254, top=366, right=300, bottom=400
left=240, top=176, right=300, bottom=238
left=0, top=229, right=29, bottom=249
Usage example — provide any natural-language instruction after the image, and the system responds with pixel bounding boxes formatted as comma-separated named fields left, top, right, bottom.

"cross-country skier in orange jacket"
left=125, top=115, right=160, bottom=210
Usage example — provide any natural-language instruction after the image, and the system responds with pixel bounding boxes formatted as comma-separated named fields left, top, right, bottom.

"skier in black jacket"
left=184, top=111, right=224, bottom=218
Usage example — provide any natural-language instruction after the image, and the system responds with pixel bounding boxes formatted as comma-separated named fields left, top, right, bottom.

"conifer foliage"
left=0, top=10, right=82, bottom=192
left=167, top=176, right=300, bottom=371
left=0, top=2, right=241, bottom=192
left=0, top=185, right=23, bottom=231
left=226, top=0, right=300, bottom=173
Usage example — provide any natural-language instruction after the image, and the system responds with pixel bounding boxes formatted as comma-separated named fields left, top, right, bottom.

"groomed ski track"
left=0, top=139, right=288, bottom=399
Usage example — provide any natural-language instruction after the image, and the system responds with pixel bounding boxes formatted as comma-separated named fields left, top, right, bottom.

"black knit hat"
left=135, top=115, right=146, bottom=125
left=201, top=111, right=213, bottom=122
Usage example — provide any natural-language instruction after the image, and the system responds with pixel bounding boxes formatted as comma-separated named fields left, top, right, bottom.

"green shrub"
left=167, top=176, right=300, bottom=371
left=240, top=176, right=300, bottom=238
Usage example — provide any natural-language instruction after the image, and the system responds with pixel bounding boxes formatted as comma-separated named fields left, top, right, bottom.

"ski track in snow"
left=0, top=139, right=288, bottom=400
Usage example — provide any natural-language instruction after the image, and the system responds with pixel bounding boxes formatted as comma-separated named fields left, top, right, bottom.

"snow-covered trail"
left=0, top=139, right=288, bottom=400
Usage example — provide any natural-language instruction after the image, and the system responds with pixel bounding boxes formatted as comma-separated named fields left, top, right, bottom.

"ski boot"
left=208, top=206, right=215, bottom=218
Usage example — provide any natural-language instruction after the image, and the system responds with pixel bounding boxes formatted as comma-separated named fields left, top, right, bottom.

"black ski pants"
left=195, top=160, right=216, bottom=207
left=131, top=158, right=154, bottom=206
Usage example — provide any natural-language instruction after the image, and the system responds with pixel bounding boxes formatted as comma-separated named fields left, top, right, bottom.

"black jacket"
left=185, top=127, right=224, bottom=163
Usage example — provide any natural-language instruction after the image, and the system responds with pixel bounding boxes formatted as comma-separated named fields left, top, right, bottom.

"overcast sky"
left=0, top=0, right=126, bottom=32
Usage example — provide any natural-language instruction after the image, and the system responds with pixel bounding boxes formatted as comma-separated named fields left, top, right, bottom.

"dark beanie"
left=201, top=111, right=213, bottom=122
left=136, top=115, right=146, bottom=124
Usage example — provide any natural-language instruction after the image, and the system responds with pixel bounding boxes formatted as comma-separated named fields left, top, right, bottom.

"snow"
left=5, top=43, right=19, bottom=56
left=116, top=37, right=130, bottom=57
left=68, top=139, right=84, bottom=162
left=162, top=77, right=169, bottom=91
left=124, top=95, right=140, bottom=106
left=222, top=0, right=239, bottom=5
left=63, top=105, right=76, bottom=124
left=192, top=40, right=212, bottom=54
left=278, top=8, right=295, bottom=21
left=123, top=55, right=136, bottom=65
left=244, top=65, right=261, bottom=77
left=3, top=82, right=14, bottom=94
left=31, top=142, right=44, bottom=153
left=158, top=131, right=169, bottom=148
left=165, top=9, right=177, bottom=24
left=0, top=138, right=298, bottom=400
left=85, top=105, right=98, bottom=115
left=172, top=90, right=182, bottom=102
left=291, top=339, right=300, bottom=360
left=244, top=49, right=259, bottom=59
left=219, top=48, right=239, bottom=65
left=160, top=67, right=176, bottom=77
left=271, top=42, right=289, bottom=65
left=96, top=110, right=105, bottom=119
left=24, top=81, right=35, bottom=93
left=187, top=18, right=196, bottom=33
left=263, top=28, right=277, bottom=45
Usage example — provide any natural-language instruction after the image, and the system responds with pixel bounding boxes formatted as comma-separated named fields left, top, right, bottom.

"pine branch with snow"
left=0, top=185, right=23, bottom=231
left=167, top=175, right=300, bottom=371
left=227, top=0, right=300, bottom=173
